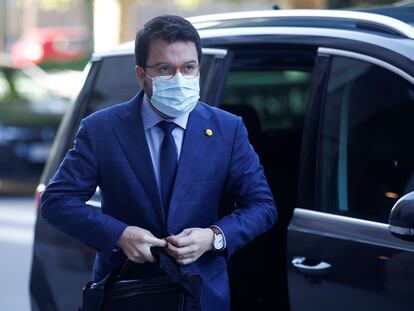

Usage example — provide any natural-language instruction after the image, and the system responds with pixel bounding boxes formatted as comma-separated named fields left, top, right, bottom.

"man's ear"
left=135, top=65, right=145, bottom=87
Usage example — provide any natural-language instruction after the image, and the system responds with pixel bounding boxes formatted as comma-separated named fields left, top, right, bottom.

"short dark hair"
left=135, top=15, right=202, bottom=68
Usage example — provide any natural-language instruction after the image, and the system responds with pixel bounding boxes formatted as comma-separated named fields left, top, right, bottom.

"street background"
left=0, top=196, right=35, bottom=311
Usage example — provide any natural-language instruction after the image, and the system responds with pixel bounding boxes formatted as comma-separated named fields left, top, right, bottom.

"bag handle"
left=151, top=247, right=202, bottom=303
left=151, top=247, right=188, bottom=284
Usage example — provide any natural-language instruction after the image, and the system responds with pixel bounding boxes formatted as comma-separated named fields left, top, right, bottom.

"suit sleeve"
left=40, top=119, right=128, bottom=258
left=214, top=117, right=277, bottom=258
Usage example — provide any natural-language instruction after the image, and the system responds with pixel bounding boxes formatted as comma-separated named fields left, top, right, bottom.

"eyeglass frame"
left=142, top=62, right=201, bottom=80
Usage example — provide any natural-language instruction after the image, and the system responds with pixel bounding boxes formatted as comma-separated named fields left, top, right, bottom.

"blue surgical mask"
left=149, top=73, right=200, bottom=118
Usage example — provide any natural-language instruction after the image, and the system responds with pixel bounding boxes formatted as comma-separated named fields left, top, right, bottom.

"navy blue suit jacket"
left=41, top=92, right=277, bottom=311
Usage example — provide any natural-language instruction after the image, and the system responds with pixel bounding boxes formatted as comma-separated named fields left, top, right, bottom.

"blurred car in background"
left=11, top=26, right=91, bottom=70
left=0, top=54, right=69, bottom=193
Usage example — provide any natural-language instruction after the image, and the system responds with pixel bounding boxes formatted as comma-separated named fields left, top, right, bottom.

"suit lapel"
left=112, top=92, right=165, bottom=226
left=167, top=103, right=212, bottom=224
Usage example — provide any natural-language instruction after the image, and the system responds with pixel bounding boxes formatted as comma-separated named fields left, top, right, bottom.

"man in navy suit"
left=41, top=15, right=277, bottom=310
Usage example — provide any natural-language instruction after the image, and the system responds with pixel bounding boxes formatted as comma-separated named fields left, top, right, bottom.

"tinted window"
left=222, top=70, right=309, bottom=131
left=220, top=56, right=312, bottom=211
left=86, top=55, right=138, bottom=116
left=318, top=56, right=414, bottom=223
left=200, top=51, right=230, bottom=105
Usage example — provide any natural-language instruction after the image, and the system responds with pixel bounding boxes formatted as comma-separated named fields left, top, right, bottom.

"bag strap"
left=150, top=247, right=202, bottom=308
left=151, top=247, right=188, bottom=284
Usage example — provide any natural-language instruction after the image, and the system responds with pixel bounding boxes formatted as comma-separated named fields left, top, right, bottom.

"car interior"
left=216, top=45, right=316, bottom=310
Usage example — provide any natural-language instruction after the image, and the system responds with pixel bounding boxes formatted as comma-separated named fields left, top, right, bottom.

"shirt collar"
left=141, top=95, right=190, bottom=130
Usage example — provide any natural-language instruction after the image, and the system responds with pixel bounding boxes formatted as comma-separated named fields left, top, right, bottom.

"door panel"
left=288, top=209, right=414, bottom=311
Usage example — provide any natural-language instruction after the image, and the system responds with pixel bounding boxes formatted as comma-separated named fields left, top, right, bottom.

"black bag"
left=80, top=247, right=202, bottom=311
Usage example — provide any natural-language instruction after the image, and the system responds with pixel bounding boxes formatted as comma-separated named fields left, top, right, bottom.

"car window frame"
left=200, top=48, right=233, bottom=106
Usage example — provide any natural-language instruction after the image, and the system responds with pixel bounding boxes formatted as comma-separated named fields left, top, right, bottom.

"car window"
left=200, top=49, right=231, bottom=105
left=318, top=56, right=414, bottom=223
left=0, top=67, right=50, bottom=102
left=199, top=52, right=217, bottom=97
left=219, top=55, right=313, bottom=214
left=222, top=70, right=310, bottom=131
left=85, top=55, right=138, bottom=116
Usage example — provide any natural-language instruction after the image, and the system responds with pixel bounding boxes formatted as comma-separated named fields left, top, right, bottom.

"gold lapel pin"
left=205, top=129, right=213, bottom=136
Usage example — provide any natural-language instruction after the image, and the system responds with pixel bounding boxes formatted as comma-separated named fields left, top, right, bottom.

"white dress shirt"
left=141, top=95, right=189, bottom=191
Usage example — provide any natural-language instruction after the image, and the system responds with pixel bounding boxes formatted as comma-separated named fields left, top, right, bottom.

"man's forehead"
left=147, top=40, right=198, bottom=63
left=149, top=39, right=196, bottom=50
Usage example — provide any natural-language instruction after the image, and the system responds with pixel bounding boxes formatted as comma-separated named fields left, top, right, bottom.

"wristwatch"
left=210, top=226, right=224, bottom=251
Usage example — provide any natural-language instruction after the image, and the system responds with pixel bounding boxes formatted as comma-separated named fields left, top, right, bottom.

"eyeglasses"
left=144, top=62, right=200, bottom=80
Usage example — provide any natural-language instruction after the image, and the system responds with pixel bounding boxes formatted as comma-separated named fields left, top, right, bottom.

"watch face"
left=214, top=233, right=224, bottom=250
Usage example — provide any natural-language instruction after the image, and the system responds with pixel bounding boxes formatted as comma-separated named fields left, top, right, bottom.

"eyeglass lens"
left=146, top=63, right=199, bottom=79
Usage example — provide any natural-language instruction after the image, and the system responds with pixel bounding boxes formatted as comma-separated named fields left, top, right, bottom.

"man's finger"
left=146, top=254, right=157, bottom=263
left=165, top=245, right=177, bottom=258
left=141, top=245, right=157, bottom=263
left=165, top=228, right=192, bottom=245
left=167, top=233, right=193, bottom=247
left=129, top=257, right=145, bottom=264
left=126, top=250, right=146, bottom=263
left=172, top=228, right=192, bottom=240
left=173, top=235, right=193, bottom=247
left=176, top=245, right=197, bottom=256
left=166, top=242, right=182, bottom=258
left=145, top=236, right=168, bottom=247
left=167, top=242, right=196, bottom=257
left=176, top=257, right=194, bottom=266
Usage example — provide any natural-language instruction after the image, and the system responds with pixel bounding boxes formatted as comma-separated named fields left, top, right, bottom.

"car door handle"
left=292, top=256, right=332, bottom=276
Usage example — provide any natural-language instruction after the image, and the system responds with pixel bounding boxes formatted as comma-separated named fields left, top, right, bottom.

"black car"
left=30, top=9, right=414, bottom=311
left=0, top=56, right=68, bottom=193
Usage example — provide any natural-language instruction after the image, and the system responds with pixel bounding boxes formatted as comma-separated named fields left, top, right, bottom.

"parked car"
left=0, top=54, right=68, bottom=194
left=11, top=26, right=91, bottom=70
left=30, top=9, right=414, bottom=311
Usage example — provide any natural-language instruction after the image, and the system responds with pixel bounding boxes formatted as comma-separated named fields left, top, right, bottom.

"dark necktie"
left=158, top=121, right=178, bottom=216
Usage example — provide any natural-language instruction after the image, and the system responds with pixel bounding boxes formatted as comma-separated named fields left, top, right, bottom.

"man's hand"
left=165, top=228, right=214, bottom=265
left=117, top=226, right=167, bottom=263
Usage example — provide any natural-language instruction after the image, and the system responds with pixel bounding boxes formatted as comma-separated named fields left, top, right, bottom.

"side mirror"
left=389, top=191, right=414, bottom=241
